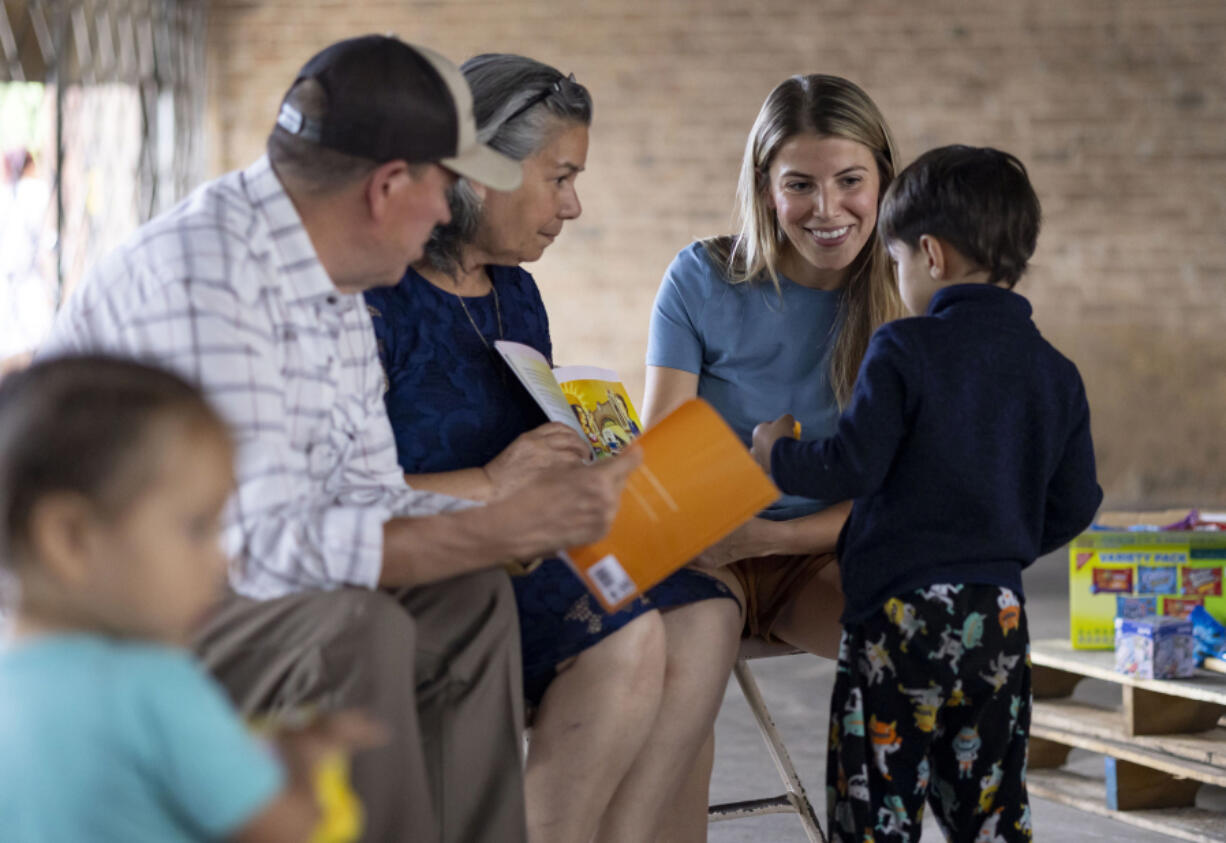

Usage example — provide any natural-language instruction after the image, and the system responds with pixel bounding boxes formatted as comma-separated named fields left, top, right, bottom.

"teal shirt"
left=0, top=635, right=284, bottom=842
left=647, top=241, right=843, bottom=520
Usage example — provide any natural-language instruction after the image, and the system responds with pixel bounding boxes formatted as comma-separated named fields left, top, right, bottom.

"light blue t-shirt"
left=647, top=240, right=843, bottom=520
left=0, top=635, right=284, bottom=843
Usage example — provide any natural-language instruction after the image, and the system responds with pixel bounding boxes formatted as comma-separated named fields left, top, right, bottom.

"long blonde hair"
left=704, top=74, right=904, bottom=407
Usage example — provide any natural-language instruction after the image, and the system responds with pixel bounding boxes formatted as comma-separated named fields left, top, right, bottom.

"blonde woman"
left=643, top=74, right=905, bottom=837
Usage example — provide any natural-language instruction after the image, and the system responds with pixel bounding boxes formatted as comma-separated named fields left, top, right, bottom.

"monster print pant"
left=826, top=584, right=1033, bottom=842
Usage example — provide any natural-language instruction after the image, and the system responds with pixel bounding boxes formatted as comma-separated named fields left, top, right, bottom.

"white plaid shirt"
left=42, top=155, right=471, bottom=599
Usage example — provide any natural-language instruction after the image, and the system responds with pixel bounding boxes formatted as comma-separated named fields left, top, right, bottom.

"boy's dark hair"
left=879, top=145, right=1041, bottom=288
left=0, top=355, right=227, bottom=570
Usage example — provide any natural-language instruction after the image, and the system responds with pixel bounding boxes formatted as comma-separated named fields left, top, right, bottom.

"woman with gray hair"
left=364, top=55, right=742, bottom=842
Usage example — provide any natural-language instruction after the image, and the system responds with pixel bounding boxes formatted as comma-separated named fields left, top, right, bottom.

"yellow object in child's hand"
left=792, top=420, right=802, bottom=438
left=310, top=752, right=364, bottom=843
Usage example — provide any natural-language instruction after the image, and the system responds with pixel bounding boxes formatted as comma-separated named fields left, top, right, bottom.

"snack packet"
left=1117, top=596, right=1158, bottom=619
left=1136, top=565, right=1177, bottom=594
left=1189, top=605, right=1226, bottom=664
left=1162, top=596, right=1205, bottom=619
left=1181, top=566, right=1223, bottom=597
left=1091, top=567, right=1133, bottom=594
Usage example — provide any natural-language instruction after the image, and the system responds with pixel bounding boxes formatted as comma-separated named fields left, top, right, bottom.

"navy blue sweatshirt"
left=772, top=284, right=1102, bottom=623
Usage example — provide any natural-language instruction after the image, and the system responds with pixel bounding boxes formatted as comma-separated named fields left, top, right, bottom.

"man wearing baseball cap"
left=41, top=36, right=637, bottom=843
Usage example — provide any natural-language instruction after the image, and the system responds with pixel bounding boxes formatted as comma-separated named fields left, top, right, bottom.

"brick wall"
left=205, top=0, right=1226, bottom=506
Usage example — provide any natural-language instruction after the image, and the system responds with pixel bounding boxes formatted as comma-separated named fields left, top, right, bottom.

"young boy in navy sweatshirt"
left=750, top=145, right=1102, bottom=842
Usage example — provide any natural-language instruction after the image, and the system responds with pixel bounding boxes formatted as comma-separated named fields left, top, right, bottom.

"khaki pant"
left=192, top=569, right=526, bottom=843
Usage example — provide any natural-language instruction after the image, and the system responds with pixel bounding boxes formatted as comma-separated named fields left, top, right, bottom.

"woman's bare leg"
left=653, top=731, right=716, bottom=843
left=772, top=563, right=844, bottom=659
left=637, top=561, right=843, bottom=842
left=597, top=574, right=745, bottom=842
left=525, top=611, right=667, bottom=843
left=652, top=569, right=747, bottom=842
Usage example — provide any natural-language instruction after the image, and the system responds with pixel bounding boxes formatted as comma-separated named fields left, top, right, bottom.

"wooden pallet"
left=1028, top=638, right=1226, bottom=842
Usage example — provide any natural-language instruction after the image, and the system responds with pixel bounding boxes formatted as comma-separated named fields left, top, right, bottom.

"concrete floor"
left=707, top=548, right=1223, bottom=842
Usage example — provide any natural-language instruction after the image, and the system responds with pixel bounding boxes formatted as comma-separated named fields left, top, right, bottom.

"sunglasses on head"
left=500, top=72, right=578, bottom=126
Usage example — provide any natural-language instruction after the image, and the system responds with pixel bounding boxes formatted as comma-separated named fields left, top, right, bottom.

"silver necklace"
left=454, top=282, right=503, bottom=350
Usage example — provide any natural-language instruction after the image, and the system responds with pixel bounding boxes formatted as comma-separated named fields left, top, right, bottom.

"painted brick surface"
left=206, top=0, right=1226, bottom=505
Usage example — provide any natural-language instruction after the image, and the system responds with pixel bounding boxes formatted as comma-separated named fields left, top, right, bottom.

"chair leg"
left=732, top=657, right=827, bottom=843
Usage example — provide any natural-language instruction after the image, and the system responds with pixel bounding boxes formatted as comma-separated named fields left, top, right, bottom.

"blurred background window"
left=0, top=0, right=206, bottom=371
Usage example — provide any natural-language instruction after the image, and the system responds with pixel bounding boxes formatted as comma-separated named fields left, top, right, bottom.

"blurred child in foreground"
left=0, top=355, right=377, bottom=842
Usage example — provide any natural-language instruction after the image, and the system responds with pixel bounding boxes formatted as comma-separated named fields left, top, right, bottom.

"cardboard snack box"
left=1069, top=523, right=1226, bottom=649
left=1114, top=615, right=1197, bottom=679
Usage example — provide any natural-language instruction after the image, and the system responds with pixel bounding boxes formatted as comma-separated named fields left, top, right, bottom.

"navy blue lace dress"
left=365, top=265, right=735, bottom=705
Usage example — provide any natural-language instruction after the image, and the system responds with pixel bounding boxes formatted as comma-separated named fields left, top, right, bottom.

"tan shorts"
left=727, top=552, right=839, bottom=641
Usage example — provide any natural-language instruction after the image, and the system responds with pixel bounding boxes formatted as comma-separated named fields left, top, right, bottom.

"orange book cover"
left=563, top=398, right=779, bottom=612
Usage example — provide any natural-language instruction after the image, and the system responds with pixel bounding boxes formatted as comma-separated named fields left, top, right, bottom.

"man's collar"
left=241, top=155, right=341, bottom=305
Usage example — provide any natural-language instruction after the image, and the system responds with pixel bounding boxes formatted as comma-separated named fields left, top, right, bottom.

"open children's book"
left=495, top=340, right=779, bottom=612
left=495, top=340, right=642, bottom=460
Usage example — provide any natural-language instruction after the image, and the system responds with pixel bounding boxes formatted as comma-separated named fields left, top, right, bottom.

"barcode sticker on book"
left=588, top=554, right=636, bottom=606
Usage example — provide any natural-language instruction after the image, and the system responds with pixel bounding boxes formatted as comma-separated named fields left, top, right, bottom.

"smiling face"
left=471, top=121, right=588, bottom=265
left=766, top=133, right=881, bottom=289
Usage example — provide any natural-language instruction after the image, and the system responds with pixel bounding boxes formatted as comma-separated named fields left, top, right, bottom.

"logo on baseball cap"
left=275, top=35, right=522, bottom=191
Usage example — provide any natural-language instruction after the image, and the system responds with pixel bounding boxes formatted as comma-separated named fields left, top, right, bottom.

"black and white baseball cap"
left=275, top=35, right=522, bottom=191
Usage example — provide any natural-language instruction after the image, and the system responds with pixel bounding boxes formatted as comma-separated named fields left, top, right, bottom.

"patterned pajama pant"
left=826, top=584, right=1033, bottom=842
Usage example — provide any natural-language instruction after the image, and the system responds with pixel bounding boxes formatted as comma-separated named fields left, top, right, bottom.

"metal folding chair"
left=708, top=638, right=827, bottom=842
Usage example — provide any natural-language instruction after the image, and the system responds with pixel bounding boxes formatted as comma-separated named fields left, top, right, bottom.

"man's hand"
left=379, top=449, right=642, bottom=588
left=496, top=447, right=643, bottom=558
left=484, top=422, right=591, bottom=498
left=750, top=414, right=797, bottom=474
